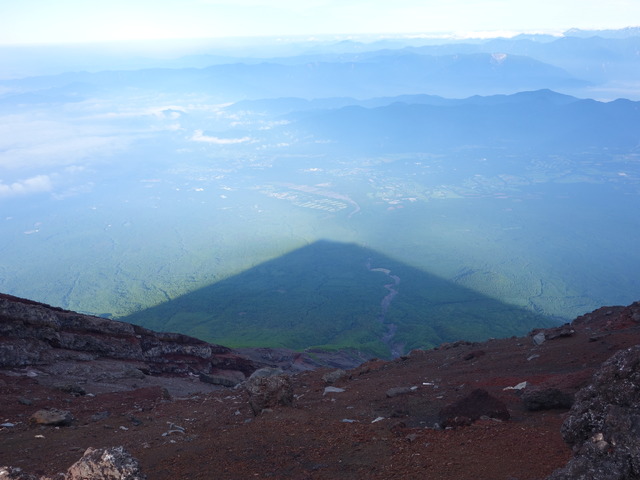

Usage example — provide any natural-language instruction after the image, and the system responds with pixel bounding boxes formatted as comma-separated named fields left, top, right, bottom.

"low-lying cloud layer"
left=191, top=130, right=252, bottom=144
left=0, top=174, right=52, bottom=197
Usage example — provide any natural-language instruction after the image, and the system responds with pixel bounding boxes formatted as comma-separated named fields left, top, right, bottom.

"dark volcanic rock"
left=522, top=388, right=574, bottom=411
left=386, top=386, right=415, bottom=398
left=322, top=369, right=347, bottom=384
left=199, top=371, right=245, bottom=387
left=439, top=388, right=510, bottom=428
left=529, top=324, right=575, bottom=346
left=547, top=345, right=640, bottom=480
left=90, top=411, right=111, bottom=422
left=463, top=350, right=486, bottom=361
left=545, top=325, right=576, bottom=341
left=56, top=384, right=87, bottom=397
left=0, top=293, right=257, bottom=379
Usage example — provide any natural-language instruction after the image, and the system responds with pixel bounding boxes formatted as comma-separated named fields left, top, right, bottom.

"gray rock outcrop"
left=322, top=369, right=347, bottom=384
left=64, top=446, right=145, bottom=480
left=547, top=345, right=640, bottom=479
left=0, top=294, right=256, bottom=379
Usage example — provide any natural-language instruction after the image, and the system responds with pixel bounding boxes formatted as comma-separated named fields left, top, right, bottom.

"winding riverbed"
left=366, top=260, right=403, bottom=357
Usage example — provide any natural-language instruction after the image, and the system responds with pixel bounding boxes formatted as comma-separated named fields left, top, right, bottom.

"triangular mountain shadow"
left=122, top=240, right=559, bottom=358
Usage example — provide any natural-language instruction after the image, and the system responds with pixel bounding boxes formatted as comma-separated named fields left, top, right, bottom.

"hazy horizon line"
left=2, top=26, right=638, bottom=50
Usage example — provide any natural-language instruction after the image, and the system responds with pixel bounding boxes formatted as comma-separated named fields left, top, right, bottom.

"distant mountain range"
left=2, top=28, right=639, bottom=102
left=564, top=26, right=640, bottom=38
left=0, top=52, right=587, bottom=103
left=236, top=89, right=640, bottom=154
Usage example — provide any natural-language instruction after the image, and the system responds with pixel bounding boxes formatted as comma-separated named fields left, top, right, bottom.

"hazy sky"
left=0, top=0, right=637, bottom=45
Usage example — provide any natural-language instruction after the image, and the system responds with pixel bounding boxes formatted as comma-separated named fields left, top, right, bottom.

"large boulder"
left=547, top=345, right=640, bottom=480
left=30, top=409, right=74, bottom=427
left=0, top=447, right=144, bottom=480
left=439, top=388, right=510, bottom=428
left=64, top=447, right=145, bottom=480
left=322, top=369, right=347, bottom=384
left=244, top=368, right=294, bottom=415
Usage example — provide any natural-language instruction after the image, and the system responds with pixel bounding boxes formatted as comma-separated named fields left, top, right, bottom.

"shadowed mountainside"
left=122, top=240, right=559, bottom=358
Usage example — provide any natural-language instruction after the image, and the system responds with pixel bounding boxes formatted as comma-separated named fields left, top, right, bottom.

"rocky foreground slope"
left=1, top=293, right=640, bottom=479
left=0, top=293, right=365, bottom=394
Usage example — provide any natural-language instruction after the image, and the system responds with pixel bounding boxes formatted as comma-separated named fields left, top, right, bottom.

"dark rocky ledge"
left=0, top=293, right=257, bottom=388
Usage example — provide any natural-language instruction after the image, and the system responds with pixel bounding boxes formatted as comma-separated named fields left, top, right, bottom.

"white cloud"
left=0, top=174, right=52, bottom=197
left=0, top=116, right=133, bottom=170
left=190, top=130, right=252, bottom=144
left=0, top=135, right=129, bottom=170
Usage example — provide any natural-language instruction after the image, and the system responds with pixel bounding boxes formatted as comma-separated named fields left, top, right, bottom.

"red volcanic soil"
left=2, top=304, right=640, bottom=479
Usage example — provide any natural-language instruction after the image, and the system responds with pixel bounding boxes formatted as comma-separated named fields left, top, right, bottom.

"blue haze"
left=0, top=31, right=639, bottom=352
